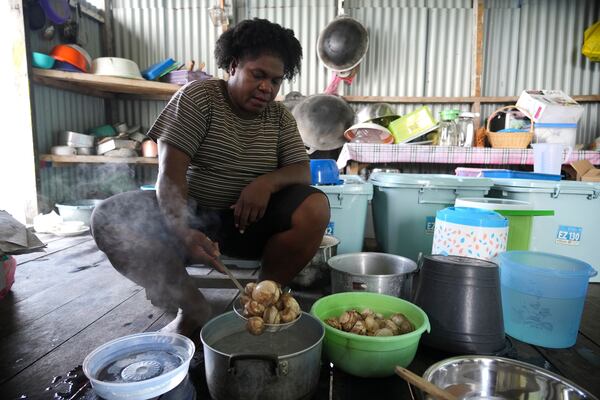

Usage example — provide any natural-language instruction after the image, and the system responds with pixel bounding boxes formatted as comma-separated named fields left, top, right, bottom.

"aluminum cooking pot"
left=317, top=16, right=369, bottom=72
left=328, top=252, right=417, bottom=299
left=292, top=94, right=355, bottom=153
left=201, top=311, right=324, bottom=400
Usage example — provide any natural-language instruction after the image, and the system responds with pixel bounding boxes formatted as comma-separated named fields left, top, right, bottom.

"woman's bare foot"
left=160, top=308, right=208, bottom=346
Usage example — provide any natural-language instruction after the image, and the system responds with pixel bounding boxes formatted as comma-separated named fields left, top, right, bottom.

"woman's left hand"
left=231, top=176, right=273, bottom=233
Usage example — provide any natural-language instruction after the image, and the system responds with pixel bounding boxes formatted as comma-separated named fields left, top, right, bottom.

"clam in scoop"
left=234, top=280, right=302, bottom=335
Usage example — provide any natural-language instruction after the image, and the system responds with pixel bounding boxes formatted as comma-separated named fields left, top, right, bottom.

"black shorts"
left=189, top=184, right=327, bottom=259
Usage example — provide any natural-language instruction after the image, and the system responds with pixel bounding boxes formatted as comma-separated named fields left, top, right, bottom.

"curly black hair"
left=214, top=18, right=302, bottom=81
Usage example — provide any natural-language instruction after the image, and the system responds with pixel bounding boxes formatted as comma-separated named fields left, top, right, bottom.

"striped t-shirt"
left=147, top=79, right=309, bottom=209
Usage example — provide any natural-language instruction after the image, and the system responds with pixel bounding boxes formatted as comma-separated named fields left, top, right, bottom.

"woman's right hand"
left=182, top=228, right=223, bottom=270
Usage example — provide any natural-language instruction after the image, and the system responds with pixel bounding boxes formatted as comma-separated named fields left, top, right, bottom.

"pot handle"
left=228, top=353, right=288, bottom=376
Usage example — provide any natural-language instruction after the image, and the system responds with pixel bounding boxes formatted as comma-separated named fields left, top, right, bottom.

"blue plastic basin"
left=498, top=251, right=597, bottom=348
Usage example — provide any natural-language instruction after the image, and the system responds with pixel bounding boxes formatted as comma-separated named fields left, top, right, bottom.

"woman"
left=91, top=19, right=330, bottom=339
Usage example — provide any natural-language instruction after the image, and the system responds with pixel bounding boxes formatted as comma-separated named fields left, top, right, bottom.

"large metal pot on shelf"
left=200, top=311, right=324, bottom=400
left=291, top=94, right=355, bottom=154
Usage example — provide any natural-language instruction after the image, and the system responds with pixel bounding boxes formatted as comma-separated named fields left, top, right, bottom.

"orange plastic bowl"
left=50, top=44, right=88, bottom=72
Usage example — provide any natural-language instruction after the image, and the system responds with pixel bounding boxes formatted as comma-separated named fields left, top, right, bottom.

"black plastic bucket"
left=413, top=255, right=505, bottom=354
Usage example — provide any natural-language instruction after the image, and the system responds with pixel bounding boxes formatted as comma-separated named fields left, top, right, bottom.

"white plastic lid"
left=370, top=173, right=493, bottom=190
left=455, top=198, right=532, bottom=210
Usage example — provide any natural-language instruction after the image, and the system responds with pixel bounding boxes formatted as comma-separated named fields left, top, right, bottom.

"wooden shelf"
left=31, top=69, right=181, bottom=100
left=32, top=69, right=600, bottom=103
left=39, top=154, right=158, bottom=165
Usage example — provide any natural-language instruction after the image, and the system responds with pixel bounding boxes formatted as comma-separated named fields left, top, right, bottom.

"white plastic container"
left=83, top=332, right=195, bottom=400
left=534, top=123, right=577, bottom=147
left=370, top=173, right=493, bottom=261
left=489, top=178, right=600, bottom=282
left=313, top=175, right=373, bottom=254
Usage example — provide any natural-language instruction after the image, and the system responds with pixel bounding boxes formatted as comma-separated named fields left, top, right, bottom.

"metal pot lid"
left=317, top=16, right=369, bottom=72
left=292, top=94, right=355, bottom=152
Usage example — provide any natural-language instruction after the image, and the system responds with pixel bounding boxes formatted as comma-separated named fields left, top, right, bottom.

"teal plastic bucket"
left=499, top=251, right=597, bottom=348
left=370, top=173, right=493, bottom=261
left=313, top=175, right=373, bottom=254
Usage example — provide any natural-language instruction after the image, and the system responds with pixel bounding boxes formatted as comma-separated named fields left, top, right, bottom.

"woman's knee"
left=293, top=193, right=330, bottom=232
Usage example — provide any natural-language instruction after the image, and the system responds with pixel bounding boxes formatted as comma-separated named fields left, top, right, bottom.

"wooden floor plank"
left=6, top=239, right=103, bottom=305
left=581, top=284, right=600, bottom=344
left=0, top=258, right=122, bottom=338
left=536, top=334, right=600, bottom=397
left=0, top=290, right=163, bottom=399
left=0, top=272, right=140, bottom=383
left=14, top=235, right=93, bottom=265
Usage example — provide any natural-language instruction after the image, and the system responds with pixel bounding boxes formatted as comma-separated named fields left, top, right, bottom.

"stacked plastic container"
left=369, top=173, right=493, bottom=261
left=312, top=175, right=373, bottom=254
left=489, top=178, right=600, bottom=282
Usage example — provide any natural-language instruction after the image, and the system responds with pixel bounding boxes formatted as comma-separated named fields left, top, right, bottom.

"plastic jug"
left=531, top=143, right=573, bottom=175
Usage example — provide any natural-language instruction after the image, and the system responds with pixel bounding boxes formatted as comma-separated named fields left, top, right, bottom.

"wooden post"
left=102, top=0, right=116, bottom=123
left=0, top=0, right=39, bottom=222
left=471, top=0, right=484, bottom=128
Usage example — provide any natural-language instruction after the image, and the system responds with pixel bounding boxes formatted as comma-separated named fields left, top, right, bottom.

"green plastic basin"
left=310, top=292, right=430, bottom=377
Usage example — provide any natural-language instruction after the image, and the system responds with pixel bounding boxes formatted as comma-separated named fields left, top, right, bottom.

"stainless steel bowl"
left=423, top=356, right=598, bottom=400
left=355, top=103, right=400, bottom=126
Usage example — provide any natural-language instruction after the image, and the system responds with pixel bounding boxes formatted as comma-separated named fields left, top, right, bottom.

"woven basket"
left=486, top=105, right=534, bottom=149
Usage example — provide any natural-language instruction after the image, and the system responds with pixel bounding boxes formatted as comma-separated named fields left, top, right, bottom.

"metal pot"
left=292, top=235, right=340, bottom=288
left=200, top=311, right=324, bottom=400
left=317, top=16, right=369, bottom=72
left=291, top=94, right=355, bottom=153
left=328, top=252, right=417, bottom=299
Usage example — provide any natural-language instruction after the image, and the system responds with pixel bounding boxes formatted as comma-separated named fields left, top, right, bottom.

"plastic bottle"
left=439, top=110, right=458, bottom=146
left=456, top=112, right=479, bottom=147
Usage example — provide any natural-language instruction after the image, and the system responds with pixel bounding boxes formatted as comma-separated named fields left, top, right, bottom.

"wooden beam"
left=471, top=0, right=485, bottom=127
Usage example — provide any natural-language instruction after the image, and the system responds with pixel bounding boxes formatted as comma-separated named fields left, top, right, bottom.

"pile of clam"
left=325, top=308, right=415, bottom=337
left=240, top=280, right=301, bottom=335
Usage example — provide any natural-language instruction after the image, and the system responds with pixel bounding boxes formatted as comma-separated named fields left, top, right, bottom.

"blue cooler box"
left=489, top=178, right=600, bottom=283
left=313, top=175, right=373, bottom=254
left=370, top=173, right=493, bottom=261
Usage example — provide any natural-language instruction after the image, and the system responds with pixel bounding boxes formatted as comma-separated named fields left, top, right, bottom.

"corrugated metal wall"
left=483, top=0, right=600, bottom=146
left=32, top=0, right=599, bottom=207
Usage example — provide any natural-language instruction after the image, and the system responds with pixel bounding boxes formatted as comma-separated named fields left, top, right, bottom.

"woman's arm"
left=156, top=139, right=221, bottom=267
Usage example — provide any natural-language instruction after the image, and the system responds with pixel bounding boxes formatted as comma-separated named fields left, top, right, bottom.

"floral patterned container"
left=432, top=207, right=508, bottom=261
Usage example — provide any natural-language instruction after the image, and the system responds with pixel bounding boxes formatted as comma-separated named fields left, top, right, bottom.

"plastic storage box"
left=534, top=123, right=577, bottom=147
left=370, top=173, right=493, bottom=261
left=489, top=178, right=600, bottom=282
left=313, top=175, right=373, bottom=254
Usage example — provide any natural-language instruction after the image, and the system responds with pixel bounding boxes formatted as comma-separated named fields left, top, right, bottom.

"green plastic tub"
left=454, top=198, right=554, bottom=251
left=310, top=292, right=430, bottom=378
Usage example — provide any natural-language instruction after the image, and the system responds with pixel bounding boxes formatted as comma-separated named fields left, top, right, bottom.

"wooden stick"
left=395, top=366, right=458, bottom=400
